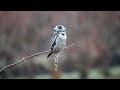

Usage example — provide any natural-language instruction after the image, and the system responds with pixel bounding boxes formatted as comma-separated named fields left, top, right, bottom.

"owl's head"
left=53, top=25, right=66, bottom=34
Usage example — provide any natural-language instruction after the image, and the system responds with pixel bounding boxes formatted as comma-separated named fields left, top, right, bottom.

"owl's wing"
left=47, top=34, right=59, bottom=58
left=50, top=34, right=59, bottom=51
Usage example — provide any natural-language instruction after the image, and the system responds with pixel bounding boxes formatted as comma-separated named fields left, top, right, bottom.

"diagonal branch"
left=0, top=51, right=49, bottom=73
left=66, top=44, right=74, bottom=48
left=0, top=44, right=74, bottom=74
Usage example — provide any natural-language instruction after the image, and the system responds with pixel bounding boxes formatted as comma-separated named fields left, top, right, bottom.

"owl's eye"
left=54, top=30, right=56, bottom=31
left=58, top=26, right=62, bottom=29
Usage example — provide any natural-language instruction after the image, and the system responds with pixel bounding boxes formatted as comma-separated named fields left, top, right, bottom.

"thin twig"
left=0, top=51, right=49, bottom=73
left=0, top=44, right=74, bottom=74
left=66, top=44, right=74, bottom=48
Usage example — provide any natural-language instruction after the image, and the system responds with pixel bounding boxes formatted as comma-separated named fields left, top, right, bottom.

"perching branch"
left=0, top=51, right=49, bottom=73
left=66, top=44, right=74, bottom=48
left=0, top=44, right=74, bottom=74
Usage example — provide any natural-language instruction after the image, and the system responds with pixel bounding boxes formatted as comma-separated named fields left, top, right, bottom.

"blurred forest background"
left=0, top=11, right=120, bottom=79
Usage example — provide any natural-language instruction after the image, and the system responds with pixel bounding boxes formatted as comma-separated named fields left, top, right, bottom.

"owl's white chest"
left=55, top=33, right=67, bottom=51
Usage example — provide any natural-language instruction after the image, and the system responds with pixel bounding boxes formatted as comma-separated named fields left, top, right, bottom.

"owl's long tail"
left=47, top=51, right=53, bottom=58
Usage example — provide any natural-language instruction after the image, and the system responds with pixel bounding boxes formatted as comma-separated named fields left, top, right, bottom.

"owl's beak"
left=57, top=31, right=59, bottom=33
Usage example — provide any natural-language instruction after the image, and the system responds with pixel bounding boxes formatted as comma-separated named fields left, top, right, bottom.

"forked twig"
left=0, top=44, right=74, bottom=74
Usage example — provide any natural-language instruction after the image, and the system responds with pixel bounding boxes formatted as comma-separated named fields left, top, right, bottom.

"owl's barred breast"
left=53, top=34, right=66, bottom=53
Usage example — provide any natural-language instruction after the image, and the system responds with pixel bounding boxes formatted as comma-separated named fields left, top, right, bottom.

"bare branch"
left=0, top=44, right=74, bottom=74
left=0, top=51, right=49, bottom=73
left=66, top=44, right=74, bottom=48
